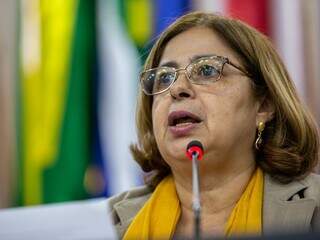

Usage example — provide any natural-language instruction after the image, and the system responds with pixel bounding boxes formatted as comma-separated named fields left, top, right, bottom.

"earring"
left=255, top=121, right=265, bottom=150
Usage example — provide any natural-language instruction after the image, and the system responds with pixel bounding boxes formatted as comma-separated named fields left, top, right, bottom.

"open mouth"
left=168, top=111, right=202, bottom=127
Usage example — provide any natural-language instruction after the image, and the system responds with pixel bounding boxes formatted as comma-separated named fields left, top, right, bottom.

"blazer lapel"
left=113, top=193, right=150, bottom=238
left=263, top=174, right=317, bottom=234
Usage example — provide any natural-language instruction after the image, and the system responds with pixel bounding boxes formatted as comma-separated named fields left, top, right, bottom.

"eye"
left=197, top=64, right=219, bottom=78
left=146, top=72, right=155, bottom=82
left=158, top=72, right=175, bottom=85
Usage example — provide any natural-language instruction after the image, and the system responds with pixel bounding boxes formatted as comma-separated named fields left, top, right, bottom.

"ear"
left=255, top=95, right=275, bottom=126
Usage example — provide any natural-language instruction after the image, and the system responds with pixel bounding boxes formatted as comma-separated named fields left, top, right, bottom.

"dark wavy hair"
left=130, top=11, right=319, bottom=188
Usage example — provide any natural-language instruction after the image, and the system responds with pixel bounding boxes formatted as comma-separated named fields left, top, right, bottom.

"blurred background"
left=0, top=0, right=320, bottom=208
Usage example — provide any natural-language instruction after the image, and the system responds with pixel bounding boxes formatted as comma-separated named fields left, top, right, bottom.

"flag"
left=154, top=0, right=192, bottom=36
left=270, top=0, right=306, bottom=99
left=120, top=0, right=152, bottom=49
left=193, top=0, right=226, bottom=15
left=301, top=0, right=320, bottom=124
left=119, top=0, right=153, bottom=62
left=0, top=0, right=17, bottom=208
left=18, top=0, right=95, bottom=205
left=42, top=0, right=96, bottom=203
left=227, top=0, right=270, bottom=35
left=96, top=0, right=142, bottom=196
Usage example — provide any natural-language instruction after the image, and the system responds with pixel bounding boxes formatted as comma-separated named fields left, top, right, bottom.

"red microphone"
left=186, top=140, right=204, bottom=161
left=186, top=140, right=204, bottom=240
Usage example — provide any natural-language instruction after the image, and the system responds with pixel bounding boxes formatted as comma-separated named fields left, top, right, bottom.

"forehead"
left=159, top=27, right=240, bottom=67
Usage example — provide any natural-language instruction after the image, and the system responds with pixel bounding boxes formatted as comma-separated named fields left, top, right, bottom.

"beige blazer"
left=108, top=173, right=320, bottom=238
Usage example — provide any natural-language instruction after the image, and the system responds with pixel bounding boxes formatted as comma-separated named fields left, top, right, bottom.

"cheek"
left=224, top=89, right=257, bottom=140
left=204, top=83, right=257, bottom=135
left=225, top=80, right=256, bottom=113
left=152, top=97, right=168, bottom=136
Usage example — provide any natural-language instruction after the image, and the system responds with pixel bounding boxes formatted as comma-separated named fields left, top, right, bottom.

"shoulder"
left=302, top=173, right=320, bottom=204
left=299, top=173, right=320, bottom=232
left=107, top=185, right=153, bottom=238
left=264, top=172, right=320, bottom=203
left=303, top=172, right=320, bottom=185
left=108, top=185, right=152, bottom=214
left=263, top=172, right=320, bottom=233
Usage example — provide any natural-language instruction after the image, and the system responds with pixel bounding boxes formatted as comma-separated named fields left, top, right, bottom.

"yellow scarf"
left=124, top=168, right=263, bottom=239
left=225, top=167, right=263, bottom=236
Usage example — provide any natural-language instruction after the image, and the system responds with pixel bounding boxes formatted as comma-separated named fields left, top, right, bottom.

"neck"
left=173, top=162, right=256, bottom=211
left=172, top=158, right=256, bottom=236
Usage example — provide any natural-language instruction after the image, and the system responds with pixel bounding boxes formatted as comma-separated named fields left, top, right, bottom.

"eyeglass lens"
left=141, top=57, right=225, bottom=95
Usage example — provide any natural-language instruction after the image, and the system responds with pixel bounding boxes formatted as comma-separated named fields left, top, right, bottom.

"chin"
left=163, top=138, right=197, bottom=160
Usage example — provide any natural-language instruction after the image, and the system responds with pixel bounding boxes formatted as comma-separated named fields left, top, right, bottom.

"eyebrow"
left=159, top=61, right=179, bottom=68
left=159, top=54, right=217, bottom=68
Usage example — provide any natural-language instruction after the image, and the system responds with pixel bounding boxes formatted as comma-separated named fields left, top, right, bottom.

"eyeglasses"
left=140, top=55, right=250, bottom=96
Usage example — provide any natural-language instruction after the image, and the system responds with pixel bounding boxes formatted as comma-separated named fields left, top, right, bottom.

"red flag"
left=227, top=0, right=270, bottom=35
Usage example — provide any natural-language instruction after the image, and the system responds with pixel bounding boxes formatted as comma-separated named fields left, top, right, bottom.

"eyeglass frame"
left=140, top=55, right=251, bottom=96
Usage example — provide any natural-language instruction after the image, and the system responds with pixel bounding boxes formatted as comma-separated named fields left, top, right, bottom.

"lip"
left=168, top=110, right=203, bottom=137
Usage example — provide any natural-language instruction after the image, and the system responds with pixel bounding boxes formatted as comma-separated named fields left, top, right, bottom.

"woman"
left=108, top=12, right=320, bottom=239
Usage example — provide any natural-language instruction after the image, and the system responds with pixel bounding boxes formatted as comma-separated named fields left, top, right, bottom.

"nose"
left=169, top=70, right=195, bottom=100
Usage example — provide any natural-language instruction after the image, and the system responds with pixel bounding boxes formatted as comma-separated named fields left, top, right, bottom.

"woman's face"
left=152, top=27, right=261, bottom=171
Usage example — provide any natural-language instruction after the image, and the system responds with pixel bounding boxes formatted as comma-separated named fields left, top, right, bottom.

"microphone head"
left=186, top=140, right=204, bottom=160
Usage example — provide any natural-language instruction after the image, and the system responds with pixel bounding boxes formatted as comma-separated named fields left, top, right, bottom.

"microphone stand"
left=192, top=152, right=201, bottom=240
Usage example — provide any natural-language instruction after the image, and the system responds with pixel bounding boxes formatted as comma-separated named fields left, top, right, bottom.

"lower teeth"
left=175, top=122, right=193, bottom=127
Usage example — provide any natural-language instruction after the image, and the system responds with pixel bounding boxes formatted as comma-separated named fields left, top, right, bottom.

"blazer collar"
left=263, top=174, right=317, bottom=234
left=113, top=193, right=151, bottom=238
left=114, top=174, right=317, bottom=236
